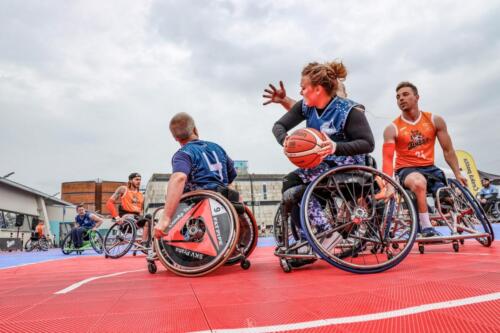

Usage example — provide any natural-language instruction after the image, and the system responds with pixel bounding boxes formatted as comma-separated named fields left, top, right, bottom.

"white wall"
left=0, top=184, right=39, bottom=216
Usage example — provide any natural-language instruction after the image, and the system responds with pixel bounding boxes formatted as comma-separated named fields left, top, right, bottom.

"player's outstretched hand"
left=263, top=81, right=287, bottom=106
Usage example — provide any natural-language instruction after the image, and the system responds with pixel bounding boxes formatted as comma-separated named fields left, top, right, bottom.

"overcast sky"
left=1, top=0, right=499, bottom=195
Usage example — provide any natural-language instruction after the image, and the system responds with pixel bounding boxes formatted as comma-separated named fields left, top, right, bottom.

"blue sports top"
left=171, top=140, right=237, bottom=192
left=478, top=185, right=498, bottom=200
left=302, top=96, right=365, bottom=165
left=75, top=212, right=95, bottom=229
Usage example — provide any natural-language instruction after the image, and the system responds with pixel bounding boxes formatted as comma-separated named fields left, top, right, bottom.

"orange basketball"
left=284, top=128, right=327, bottom=169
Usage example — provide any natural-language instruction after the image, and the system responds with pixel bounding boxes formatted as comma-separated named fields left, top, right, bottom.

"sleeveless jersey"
left=302, top=96, right=366, bottom=166
left=393, top=111, right=436, bottom=170
left=177, top=140, right=231, bottom=192
left=119, top=188, right=144, bottom=215
left=75, top=212, right=95, bottom=229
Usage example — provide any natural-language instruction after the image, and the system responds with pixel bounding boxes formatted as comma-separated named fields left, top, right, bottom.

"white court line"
left=192, top=292, right=500, bottom=333
left=54, top=269, right=146, bottom=294
left=410, top=251, right=492, bottom=256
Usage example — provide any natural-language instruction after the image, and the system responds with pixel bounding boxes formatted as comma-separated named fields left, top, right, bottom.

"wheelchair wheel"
left=24, top=239, right=34, bottom=252
left=226, top=205, right=258, bottom=266
left=301, top=165, right=418, bottom=274
left=273, top=205, right=302, bottom=247
left=154, top=190, right=239, bottom=277
left=104, top=218, right=137, bottom=258
left=90, top=231, right=104, bottom=254
left=448, top=179, right=493, bottom=247
left=61, top=233, right=75, bottom=255
left=39, top=238, right=49, bottom=251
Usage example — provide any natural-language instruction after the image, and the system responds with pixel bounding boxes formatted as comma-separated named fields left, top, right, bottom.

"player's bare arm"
left=434, top=115, right=467, bottom=186
left=90, top=213, right=104, bottom=229
left=154, top=172, right=187, bottom=238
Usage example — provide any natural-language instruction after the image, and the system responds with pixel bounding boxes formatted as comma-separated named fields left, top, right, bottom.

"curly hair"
left=301, top=61, right=348, bottom=96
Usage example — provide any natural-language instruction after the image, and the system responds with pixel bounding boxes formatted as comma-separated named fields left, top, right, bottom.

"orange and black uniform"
left=391, top=111, right=446, bottom=193
left=35, top=224, right=44, bottom=238
left=118, top=188, right=144, bottom=216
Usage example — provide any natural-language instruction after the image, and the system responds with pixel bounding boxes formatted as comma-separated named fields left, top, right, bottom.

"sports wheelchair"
left=61, top=228, right=104, bottom=255
left=24, top=233, right=49, bottom=252
left=146, top=189, right=258, bottom=276
left=478, top=194, right=500, bottom=222
left=274, top=165, right=419, bottom=274
left=103, top=214, right=152, bottom=259
left=412, top=178, right=495, bottom=254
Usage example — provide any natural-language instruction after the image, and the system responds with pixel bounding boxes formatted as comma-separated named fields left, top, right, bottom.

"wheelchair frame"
left=61, top=228, right=104, bottom=255
left=274, top=165, right=419, bottom=274
left=146, top=190, right=258, bottom=276
left=415, top=178, right=494, bottom=254
left=103, top=215, right=152, bottom=259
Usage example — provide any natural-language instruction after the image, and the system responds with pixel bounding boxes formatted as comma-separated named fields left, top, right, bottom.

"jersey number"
left=202, top=152, right=223, bottom=181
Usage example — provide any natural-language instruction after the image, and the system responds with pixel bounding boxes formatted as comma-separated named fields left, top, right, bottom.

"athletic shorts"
left=395, top=165, right=447, bottom=195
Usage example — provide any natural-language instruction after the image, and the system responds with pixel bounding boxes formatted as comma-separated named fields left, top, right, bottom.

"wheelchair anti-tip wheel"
left=225, top=205, right=258, bottom=267
left=448, top=179, right=494, bottom=247
left=103, top=217, right=137, bottom=258
left=300, top=165, right=418, bottom=274
left=153, top=190, right=240, bottom=277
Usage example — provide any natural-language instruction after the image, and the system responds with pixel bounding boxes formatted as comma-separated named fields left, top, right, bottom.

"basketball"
left=284, top=128, right=327, bottom=169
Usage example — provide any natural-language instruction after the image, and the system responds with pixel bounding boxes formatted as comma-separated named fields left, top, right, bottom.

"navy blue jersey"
left=172, top=140, right=237, bottom=192
left=75, top=212, right=95, bottom=229
left=302, top=96, right=366, bottom=165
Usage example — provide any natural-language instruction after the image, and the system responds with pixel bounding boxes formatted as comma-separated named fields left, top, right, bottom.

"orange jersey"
left=36, top=224, right=44, bottom=237
left=119, top=188, right=144, bottom=214
left=393, top=111, right=437, bottom=170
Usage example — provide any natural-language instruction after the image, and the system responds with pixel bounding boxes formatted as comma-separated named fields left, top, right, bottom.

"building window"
left=262, top=183, right=267, bottom=200
left=0, top=209, right=34, bottom=230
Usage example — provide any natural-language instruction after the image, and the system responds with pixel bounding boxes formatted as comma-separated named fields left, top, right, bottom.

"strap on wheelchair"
left=215, top=186, right=245, bottom=215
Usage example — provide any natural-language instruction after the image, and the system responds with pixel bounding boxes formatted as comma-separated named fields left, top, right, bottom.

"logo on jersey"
left=320, top=121, right=337, bottom=136
left=407, top=130, right=429, bottom=150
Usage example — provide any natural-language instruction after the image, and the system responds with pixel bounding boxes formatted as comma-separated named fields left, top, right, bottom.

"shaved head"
left=169, top=112, right=196, bottom=141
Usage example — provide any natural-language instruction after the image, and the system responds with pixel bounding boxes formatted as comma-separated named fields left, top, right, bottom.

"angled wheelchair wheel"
left=273, top=205, right=302, bottom=247
left=226, top=205, right=258, bottom=266
left=154, top=190, right=239, bottom=277
left=24, top=239, right=34, bottom=252
left=104, top=218, right=137, bottom=258
left=448, top=179, right=494, bottom=246
left=90, top=231, right=104, bottom=254
left=301, top=165, right=418, bottom=274
left=61, top=233, right=75, bottom=255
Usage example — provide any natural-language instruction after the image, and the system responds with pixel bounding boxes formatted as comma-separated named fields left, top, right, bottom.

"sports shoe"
left=420, top=227, right=442, bottom=238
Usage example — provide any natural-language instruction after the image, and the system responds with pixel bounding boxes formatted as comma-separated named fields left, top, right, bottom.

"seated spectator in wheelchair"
left=106, top=172, right=151, bottom=243
left=263, top=61, right=375, bottom=259
left=154, top=112, right=239, bottom=238
left=71, top=204, right=103, bottom=248
left=477, top=177, right=499, bottom=218
left=382, top=81, right=467, bottom=237
left=32, top=219, right=45, bottom=241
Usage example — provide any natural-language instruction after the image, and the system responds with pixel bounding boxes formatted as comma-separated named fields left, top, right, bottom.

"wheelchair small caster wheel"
left=418, top=244, right=425, bottom=254
left=133, top=251, right=137, bottom=256
left=280, top=258, right=292, bottom=273
left=459, top=239, right=464, bottom=245
left=240, top=259, right=251, bottom=270
left=392, top=243, right=399, bottom=250
left=148, top=262, right=157, bottom=274
left=453, top=241, right=459, bottom=252
left=105, top=254, right=108, bottom=258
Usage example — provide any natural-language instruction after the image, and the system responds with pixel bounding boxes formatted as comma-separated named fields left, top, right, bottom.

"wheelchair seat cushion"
left=215, top=186, right=245, bottom=214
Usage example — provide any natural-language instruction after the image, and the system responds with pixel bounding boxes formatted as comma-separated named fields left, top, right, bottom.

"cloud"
left=1, top=0, right=500, bottom=195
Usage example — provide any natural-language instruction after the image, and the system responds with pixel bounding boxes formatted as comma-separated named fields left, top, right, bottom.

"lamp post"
left=2, top=172, right=15, bottom=178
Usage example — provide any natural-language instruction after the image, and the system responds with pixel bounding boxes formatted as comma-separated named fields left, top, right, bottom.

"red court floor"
left=0, top=242, right=499, bottom=332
